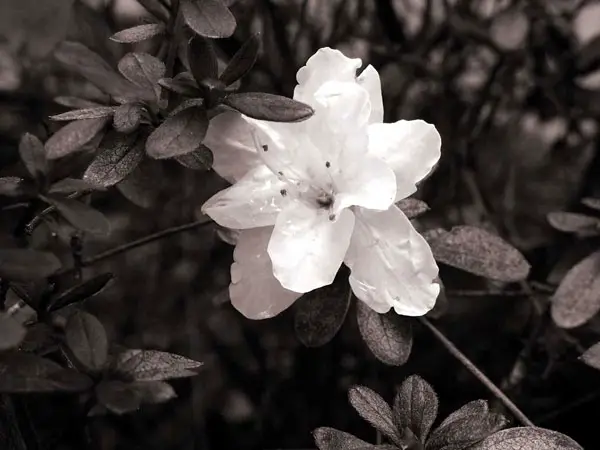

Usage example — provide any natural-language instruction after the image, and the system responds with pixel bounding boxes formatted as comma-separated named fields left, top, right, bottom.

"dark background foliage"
left=2, top=0, right=600, bottom=449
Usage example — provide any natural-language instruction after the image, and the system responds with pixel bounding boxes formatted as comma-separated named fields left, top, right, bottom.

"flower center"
left=315, top=191, right=334, bottom=208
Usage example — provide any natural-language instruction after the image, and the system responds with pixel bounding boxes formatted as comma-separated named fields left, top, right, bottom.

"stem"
left=418, top=317, right=535, bottom=427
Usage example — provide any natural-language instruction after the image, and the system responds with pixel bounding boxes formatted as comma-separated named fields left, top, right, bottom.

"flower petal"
left=294, top=47, right=362, bottom=104
left=268, top=199, right=355, bottom=293
left=368, top=120, right=441, bottom=201
left=203, top=111, right=261, bottom=183
left=357, top=64, right=384, bottom=124
left=344, top=206, right=439, bottom=316
left=201, top=165, right=286, bottom=229
left=230, top=227, right=302, bottom=319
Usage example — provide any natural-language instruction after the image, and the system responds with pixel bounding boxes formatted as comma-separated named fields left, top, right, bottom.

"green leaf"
left=50, top=107, right=116, bottom=122
left=293, top=276, right=351, bottom=347
left=188, top=36, right=218, bottom=84
left=551, top=249, right=600, bottom=329
left=113, top=349, right=203, bottom=381
left=19, top=133, right=48, bottom=180
left=146, top=107, right=209, bottom=159
left=547, top=211, right=600, bottom=237
left=49, top=178, right=97, bottom=194
left=110, top=23, right=165, bottom=43
left=181, top=0, right=236, bottom=39
left=83, top=131, right=145, bottom=188
left=425, top=226, right=530, bottom=282
left=313, top=427, right=371, bottom=450
left=175, top=145, right=213, bottom=171
left=348, top=386, right=402, bottom=445
left=117, top=52, right=165, bottom=101
left=470, top=427, right=583, bottom=450
left=0, top=352, right=93, bottom=393
left=65, top=311, right=108, bottom=371
left=0, top=314, right=26, bottom=351
left=393, top=375, right=437, bottom=443
left=356, top=301, right=412, bottom=366
left=224, top=92, right=315, bottom=122
left=0, top=177, right=28, bottom=197
left=45, top=117, right=109, bottom=160
left=116, top=158, right=164, bottom=208
left=219, top=33, right=260, bottom=86
left=0, top=249, right=61, bottom=281
left=113, top=103, right=143, bottom=133
left=46, top=196, right=110, bottom=236
left=397, top=198, right=429, bottom=219
left=47, top=273, right=113, bottom=313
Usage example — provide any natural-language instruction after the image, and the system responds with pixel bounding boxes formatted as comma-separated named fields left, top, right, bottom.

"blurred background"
left=2, top=0, right=600, bottom=448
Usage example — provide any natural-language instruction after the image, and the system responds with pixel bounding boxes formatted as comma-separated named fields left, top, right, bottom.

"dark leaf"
left=313, top=427, right=371, bottom=450
left=65, top=311, right=108, bottom=371
left=551, top=249, right=600, bottom=328
left=397, top=198, right=429, bottom=219
left=117, top=52, right=165, bottom=101
left=348, top=386, right=402, bottom=444
left=580, top=341, right=600, bottom=371
left=110, top=23, right=165, bottom=43
left=0, top=249, right=61, bottom=281
left=576, top=34, right=600, bottom=75
left=169, top=97, right=205, bottom=117
left=49, top=178, right=97, bottom=194
left=50, top=107, right=116, bottom=122
left=175, top=145, right=213, bottom=171
left=294, top=279, right=351, bottom=347
left=45, top=117, right=109, bottom=160
left=425, top=226, right=530, bottom=282
left=470, top=427, right=583, bottom=450
left=83, top=131, right=145, bottom=187
left=116, top=158, right=164, bottom=208
left=188, top=36, right=218, bottom=84
left=113, top=103, right=143, bottom=133
left=46, top=196, right=110, bottom=236
left=0, top=177, right=28, bottom=197
left=19, top=133, right=47, bottom=179
left=219, top=33, right=260, bottom=86
left=356, top=301, right=412, bottom=366
left=133, top=380, right=177, bottom=405
left=19, top=323, right=57, bottom=353
left=547, top=211, right=600, bottom=237
left=0, top=352, right=92, bottom=393
left=158, top=76, right=199, bottom=96
left=54, top=96, right=102, bottom=108
left=146, top=107, right=209, bottom=158
left=224, top=92, right=315, bottom=122
left=136, top=0, right=170, bottom=21
left=47, top=273, right=113, bottom=313
left=0, top=314, right=26, bottom=351
left=96, top=380, right=142, bottom=414
left=427, top=400, right=508, bottom=450
left=113, top=349, right=203, bottom=381
left=393, top=375, right=438, bottom=443
left=181, top=0, right=236, bottom=39
left=582, top=197, right=600, bottom=211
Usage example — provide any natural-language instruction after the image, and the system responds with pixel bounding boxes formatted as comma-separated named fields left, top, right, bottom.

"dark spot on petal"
left=325, top=161, right=331, bottom=168
left=280, top=189, right=287, bottom=196
left=278, top=171, right=283, bottom=176
left=262, top=145, right=268, bottom=152
left=329, top=214, right=336, bottom=221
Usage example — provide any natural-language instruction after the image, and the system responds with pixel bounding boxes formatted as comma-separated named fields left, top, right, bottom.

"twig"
left=418, top=317, right=535, bottom=427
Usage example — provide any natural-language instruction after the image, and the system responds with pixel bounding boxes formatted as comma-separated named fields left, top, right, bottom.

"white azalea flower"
left=202, top=47, right=441, bottom=319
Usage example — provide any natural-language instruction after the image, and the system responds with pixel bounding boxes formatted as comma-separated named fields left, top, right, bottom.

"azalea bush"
left=1, top=0, right=600, bottom=449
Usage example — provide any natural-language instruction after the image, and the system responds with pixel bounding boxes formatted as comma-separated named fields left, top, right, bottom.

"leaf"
left=110, top=23, right=165, bottom=43
left=547, top=211, right=600, bottom=237
left=470, top=427, right=583, bottom=450
left=582, top=197, right=600, bottom=211
left=158, top=76, right=200, bottom=96
left=427, top=400, right=508, bottom=450
left=0, top=314, right=26, bottom=351
left=0, top=249, right=61, bottom=281
left=19, top=133, right=47, bottom=180
left=136, top=0, right=169, bottom=21
left=181, top=0, right=236, bottom=39
left=313, top=427, right=372, bottom=450
left=113, top=349, right=203, bottom=381
left=294, top=278, right=351, bottom=347
left=425, top=226, right=530, bottom=282
left=116, top=158, right=164, bottom=208
left=47, top=273, right=113, bottom=313
left=0, top=177, right=28, bottom=197
left=175, top=145, right=213, bottom=171
left=188, top=36, right=218, bottom=84
left=397, top=198, right=429, bottom=219
left=551, top=249, right=600, bottom=328
left=65, top=311, right=108, bottom=371
left=393, top=375, right=438, bottom=443
left=224, top=92, right=315, bottom=122
left=0, top=352, right=93, bottom=393
left=168, top=97, right=205, bottom=117
left=49, top=178, right=96, bottom=194
left=83, top=131, right=145, bottom=187
left=46, top=196, right=110, bottom=236
left=50, top=107, right=116, bottom=121
left=96, top=380, right=142, bottom=415
left=356, top=301, right=412, bottom=366
left=54, top=96, right=102, bottom=109
left=45, top=117, right=109, bottom=160
left=133, top=380, right=177, bottom=404
left=577, top=34, right=600, bottom=75
left=113, top=103, right=143, bottom=133
left=146, top=107, right=209, bottom=159
left=117, top=52, right=165, bottom=101
left=219, top=33, right=260, bottom=86
left=348, top=386, right=402, bottom=445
